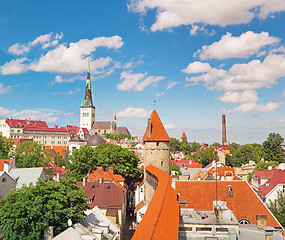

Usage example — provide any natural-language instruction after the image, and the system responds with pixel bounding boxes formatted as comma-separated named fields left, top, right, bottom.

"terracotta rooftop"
left=6, top=118, right=48, bottom=128
left=45, top=162, right=67, bottom=176
left=77, top=182, right=123, bottom=209
left=44, top=146, right=67, bottom=158
left=143, top=109, right=170, bottom=142
left=87, top=167, right=125, bottom=190
left=259, top=170, right=285, bottom=197
left=132, top=165, right=179, bottom=240
left=175, top=181, right=284, bottom=231
left=0, top=158, right=13, bottom=171
left=181, top=132, right=187, bottom=139
left=253, top=168, right=279, bottom=179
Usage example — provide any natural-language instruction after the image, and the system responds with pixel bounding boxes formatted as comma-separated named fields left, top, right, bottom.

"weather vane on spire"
left=153, top=100, right=156, bottom=109
left=88, top=58, right=90, bottom=73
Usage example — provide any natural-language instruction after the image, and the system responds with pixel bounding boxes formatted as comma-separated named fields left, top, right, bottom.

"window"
left=44, top=141, right=47, bottom=144
left=2, top=178, right=7, bottom=182
left=239, top=220, right=250, bottom=224
left=58, top=136, right=61, bottom=139
left=283, top=185, right=285, bottom=193
left=52, top=136, right=55, bottom=139
left=140, top=188, right=143, bottom=192
left=11, top=129, right=14, bottom=132
left=58, top=141, right=61, bottom=144
left=64, top=141, right=67, bottom=144
left=161, top=161, right=163, bottom=166
left=64, top=136, right=67, bottom=139
left=51, top=141, right=55, bottom=144
left=17, top=130, right=20, bottom=133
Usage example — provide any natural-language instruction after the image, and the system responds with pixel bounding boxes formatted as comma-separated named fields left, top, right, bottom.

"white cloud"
left=1, top=57, right=29, bottom=75
left=227, top=101, right=283, bottom=114
left=197, top=31, right=279, bottom=60
left=0, top=107, right=64, bottom=123
left=166, top=81, right=179, bottom=90
left=116, top=106, right=150, bottom=118
left=165, top=123, right=179, bottom=130
left=218, top=90, right=258, bottom=103
left=0, top=83, right=11, bottom=95
left=184, top=54, right=285, bottom=113
left=2, top=35, right=123, bottom=75
left=128, top=0, right=285, bottom=31
left=182, top=61, right=211, bottom=74
left=117, top=71, right=165, bottom=91
left=155, top=92, right=165, bottom=97
left=53, top=75, right=78, bottom=84
left=30, top=36, right=122, bottom=74
left=67, top=88, right=80, bottom=95
left=8, top=33, right=62, bottom=55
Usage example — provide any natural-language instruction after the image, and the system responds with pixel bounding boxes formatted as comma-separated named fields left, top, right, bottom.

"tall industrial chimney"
left=222, top=114, right=227, bottom=145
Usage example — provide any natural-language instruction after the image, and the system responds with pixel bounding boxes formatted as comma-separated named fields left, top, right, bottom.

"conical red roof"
left=181, top=132, right=187, bottom=140
left=143, top=109, right=170, bottom=142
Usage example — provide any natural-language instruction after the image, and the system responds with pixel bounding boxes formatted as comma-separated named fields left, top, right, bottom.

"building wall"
left=144, top=141, right=170, bottom=204
left=266, top=184, right=285, bottom=203
left=80, top=107, right=95, bottom=130
left=0, top=173, right=16, bottom=198
left=0, top=119, right=10, bottom=137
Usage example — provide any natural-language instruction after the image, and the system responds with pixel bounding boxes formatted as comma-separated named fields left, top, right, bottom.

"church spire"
left=81, top=58, right=94, bottom=108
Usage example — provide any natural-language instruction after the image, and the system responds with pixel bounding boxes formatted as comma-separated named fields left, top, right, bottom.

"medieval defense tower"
left=143, top=108, right=170, bottom=204
left=80, top=59, right=95, bottom=130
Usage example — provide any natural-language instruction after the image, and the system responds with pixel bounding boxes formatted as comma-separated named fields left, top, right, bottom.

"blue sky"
left=1, top=0, right=285, bottom=145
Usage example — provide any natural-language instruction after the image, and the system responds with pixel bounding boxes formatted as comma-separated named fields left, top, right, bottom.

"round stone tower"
left=143, top=109, right=170, bottom=204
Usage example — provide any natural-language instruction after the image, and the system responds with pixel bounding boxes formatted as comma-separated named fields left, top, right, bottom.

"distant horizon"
left=1, top=1, right=284, bottom=145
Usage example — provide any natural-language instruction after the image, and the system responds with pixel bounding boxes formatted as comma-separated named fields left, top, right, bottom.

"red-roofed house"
left=175, top=180, right=284, bottom=232
left=208, top=166, right=235, bottom=180
left=0, top=158, right=16, bottom=172
left=0, top=118, right=70, bottom=146
left=45, top=162, right=67, bottom=179
left=258, top=170, right=285, bottom=203
left=77, top=181, right=125, bottom=226
left=251, top=168, right=279, bottom=191
left=87, top=167, right=125, bottom=190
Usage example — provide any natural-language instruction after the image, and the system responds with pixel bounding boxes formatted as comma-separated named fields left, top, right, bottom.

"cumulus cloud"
left=8, top=33, right=63, bottom=55
left=227, top=102, right=283, bottom=114
left=2, top=34, right=124, bottom=75
left=117, top=71, right=165, bottom=91
left=116, top=106, right=150, bottom=118
left=0, top=83, right=11, bottom=95
left=197, top=31, right=279, bottom=60
left=218, top=90, right=258, bottom=103
left=128, top=0, right=285, bottom=31
left=182, top=61, right=211, bottom=74
left=1, top=57, right=29, bottom=75
left=184, top=54, right=285, bottom=112
left=0, top=106, right=64, bottom=123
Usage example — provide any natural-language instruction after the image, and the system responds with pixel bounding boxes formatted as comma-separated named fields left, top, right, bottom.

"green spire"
left=81, top=58, right=94, bottom=108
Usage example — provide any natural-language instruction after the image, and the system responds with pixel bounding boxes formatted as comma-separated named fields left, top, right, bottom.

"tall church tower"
left=80, top=59, right=95, bottom=130
left=143, top=108, right=170, bottom=203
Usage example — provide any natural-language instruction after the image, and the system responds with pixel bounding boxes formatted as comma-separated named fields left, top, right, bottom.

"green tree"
left=170, top=138, right=180, bottom=153
left=193, top=147, right=217, bottom=167
left=267, top=191, right=285, bottom=228
left=254, top=160, right=279, bottom=170
left=229, top=144, right=263, bottom=167
left=14, top=141, right=50, bottom=168
left=0, top=136, right=13, bottom=159
left=229, top=142, right=240, bottom=155
left=0, top=177, right=87, bottom=240
left=179, top=139, right=191, bottom=155
left=68, top=145, right=97, bottom=180
left=93, top=143, right=142, bottom=182
left=54, top=152, right=70, bottom=168
left=263, top=133, right=285, bottom=163
left=170, top=162, right=181, bottom=175
left=103, top=133, right=132, bottom=141
left=189, top=141, right=201, bottom=153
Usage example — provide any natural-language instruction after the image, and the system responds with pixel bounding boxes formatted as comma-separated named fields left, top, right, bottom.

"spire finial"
left=88, top=58, right=90, bottom=73
left=153, top=100, right=156, bottom=110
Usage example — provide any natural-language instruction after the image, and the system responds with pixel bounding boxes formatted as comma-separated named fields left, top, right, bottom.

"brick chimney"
left=256, top=215, right=267, bottom=230
left=222, top=114, right=227, bottom=145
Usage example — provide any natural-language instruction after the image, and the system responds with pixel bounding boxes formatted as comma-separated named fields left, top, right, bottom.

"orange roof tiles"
left=143, top=109, right=170, bottom=142
left=181, top=132, right=187, bottom=139
left=0, top=159, right=12, bottom=171
left=132, top=165, right=179, bottom=240
left=87, top=167, right=125, bottom=190
left=175, top=181, right=284, bottom=231
left=259, top=170, right=285, bottom=196
left=45, top=146, right=67, bottom=158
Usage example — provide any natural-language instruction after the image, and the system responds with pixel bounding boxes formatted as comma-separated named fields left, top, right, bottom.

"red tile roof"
left=87, top=168, right=125, bottom=190
left=143, top=110, right=170, bottom=142
left=181, top=132, right=187, bottom=139
left=259, top=170, right=285, bottom=197
left=77, top=182, right=123, bottom=209
left=44, top=146, right=67, bottom=158
left=0, top=158, right=13, bottom=171
left=10, top=138, right=20, bottom=146
left=132, top=165, right=179, bottom=240
left=175, top=181, right=284, bottom=231
left=6, top=119, right=48, bottom=128
left=45, top=162, right=67, bottom=176
left=253, top=168, right=279, bottom=179
left=208, top=166, right=235, bottom=177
